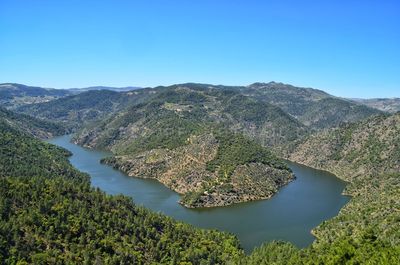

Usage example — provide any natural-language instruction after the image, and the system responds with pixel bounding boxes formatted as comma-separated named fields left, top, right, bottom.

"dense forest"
left=0, top=107, right=65, bottom=139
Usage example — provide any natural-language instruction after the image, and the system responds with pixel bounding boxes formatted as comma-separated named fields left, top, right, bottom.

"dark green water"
left=48, top=135, right=350, bottom=253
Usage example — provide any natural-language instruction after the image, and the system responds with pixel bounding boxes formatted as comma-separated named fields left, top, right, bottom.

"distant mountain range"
left=351, top=97, right=400, bottom=113
left=68, top=85, right=141, bottom=93
left=2, top=81, right=398, bottom=116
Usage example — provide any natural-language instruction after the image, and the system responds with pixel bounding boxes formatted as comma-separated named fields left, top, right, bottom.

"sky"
left=0, top=0, right=399, bottom=98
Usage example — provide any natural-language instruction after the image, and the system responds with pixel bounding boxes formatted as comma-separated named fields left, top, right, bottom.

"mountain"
left=16, top=81, right=383, bottom=134
left=240, top=82, right=382, bottom=129
left=289, top=113, right=400, bottom=180
left=0, top=108, right=243, bottom=264
left=0, top=83, right=73, bottom=109
left=0, top=107, right=65, bottom=138
left=352, top=97, right=400, bottom=113
left=68, top=85, right=141, bottom=92
left=17, top=89, right=155, bottom=129
left=75, top=85, right=298, bottom=207
left=82, top=84, right=306, bottom=148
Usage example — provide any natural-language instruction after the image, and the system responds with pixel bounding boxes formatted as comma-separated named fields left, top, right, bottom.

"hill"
left=0, top=83, right=72, bottom=109
left=240, top=82, right=382, bottom=129
left=73, top=84, right=307, bottom=148
left=0, top=107, right=65, bottom=138
left=17, top=89, right=155, bottom=129
left=289, top=113, right=400, bottom=180
left=74, top=85, right=299, bottom=207
left=352, top=97, right=400, bottom=113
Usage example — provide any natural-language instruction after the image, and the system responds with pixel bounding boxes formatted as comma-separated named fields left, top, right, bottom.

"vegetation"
left=240, top=82, right=382, bottom=129
left=206, top=131, right=289, bottom=178
left=0, top=83, right=72, bottom=109
left=289, top=113, right=400, bottom=180
left=0, top=107, right=65, bottom=139
left=353, top=97, right=400, bottom=113
left=4, top=84, right=399, bottom=263
left=0, top=110, right=244, bottom=264
left=103, top=130, right=294, bottom=208
left=17, top=89, right=155, bottom=129
left=266, top=113, right=400, bottom=264
left=22, top=84, right=307, bottom=149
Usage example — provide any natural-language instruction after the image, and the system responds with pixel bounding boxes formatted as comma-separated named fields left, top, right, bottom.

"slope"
left=0, top=83, right=72, bottom=109
left=0, top=107, right=65, bottom=138
left=241, top=82, right=382, bottom=129
left=244, top=113, right=400, bottom=264
left=0, top=109, right=244, bottom=264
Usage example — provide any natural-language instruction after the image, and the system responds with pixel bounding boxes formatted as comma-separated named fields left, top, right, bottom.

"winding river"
left=48, top=135, right=349, bottom=252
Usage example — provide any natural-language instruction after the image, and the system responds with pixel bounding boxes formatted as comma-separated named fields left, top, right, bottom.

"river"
left=48, top=135, right=349, bottom=253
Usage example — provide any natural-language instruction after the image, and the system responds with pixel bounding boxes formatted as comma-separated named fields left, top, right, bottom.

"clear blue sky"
left=0, top=0, right=399, bottom=98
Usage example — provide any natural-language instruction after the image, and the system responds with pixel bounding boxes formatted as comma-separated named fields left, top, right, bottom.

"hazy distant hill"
left=239, top=82, right=382, bottom=129
left=0, top=83, right=73, bottom=108
left=351, top=98, right=400, bottom=113
left=68, top=85, right=141, bottom=93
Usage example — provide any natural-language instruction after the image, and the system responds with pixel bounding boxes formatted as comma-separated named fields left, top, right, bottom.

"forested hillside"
left=245, top=113, right=400, bottom=264
left=17, top=89, right=155, bottom=129
left=240, top=82, right=382, bottom=129
left=0, top=107, right=65, bottom=139
left=74, top=85, right=299, bottom=207
left=0, top=110, right=244, bottom=264
left=289, top=113, right=400, bottom=179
